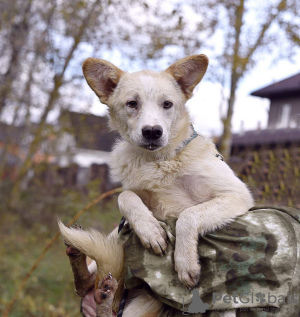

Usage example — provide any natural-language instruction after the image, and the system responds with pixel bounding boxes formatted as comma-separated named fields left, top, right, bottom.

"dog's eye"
left=163, top=101, right=173, bottom=109
left=127, top=100, right=138, bottom=109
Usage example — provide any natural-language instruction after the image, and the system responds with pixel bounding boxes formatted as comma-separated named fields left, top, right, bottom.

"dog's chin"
left=139, top=143, right=162, bottom=152
left=139, top=143, right=162, bottom=151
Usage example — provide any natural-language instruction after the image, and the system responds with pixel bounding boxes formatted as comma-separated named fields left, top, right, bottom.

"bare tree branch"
left=9, top=0, right=101, bottom=205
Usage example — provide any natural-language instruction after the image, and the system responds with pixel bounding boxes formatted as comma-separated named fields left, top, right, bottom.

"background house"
left=232, top=72, right=300, bottom=153
left=0, top=111, right=119, bottom=190
left=0, top=122, right=56, bottom=180
left=57, top=110, right=118, bottom=168
left=252, top=72, right=300, bottom=129
left=230, top=73, right=300, bottom=207
left=0, top=123, right=25, bottom=170
left=53, top=111, right=119, bottom=189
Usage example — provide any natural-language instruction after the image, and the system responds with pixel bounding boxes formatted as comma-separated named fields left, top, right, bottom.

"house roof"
left=0, top=122, right=26, bottom=145
left=0, top=122, right=54, bottom=165
left=251, top=73, right=300, bottom=99
left=61, top=111, right=119, bottom=152
left=232, top=128, right=300, bottom=147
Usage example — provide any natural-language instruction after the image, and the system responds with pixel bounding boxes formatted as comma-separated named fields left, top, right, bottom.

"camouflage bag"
left=119, top=206, right=300, bottom=317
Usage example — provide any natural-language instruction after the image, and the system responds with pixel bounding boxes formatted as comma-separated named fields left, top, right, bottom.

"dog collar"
left=175, top=125, right=198, bottom=153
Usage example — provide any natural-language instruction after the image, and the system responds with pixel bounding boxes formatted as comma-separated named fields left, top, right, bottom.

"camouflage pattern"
left=119, top=206, right=300, bottom=316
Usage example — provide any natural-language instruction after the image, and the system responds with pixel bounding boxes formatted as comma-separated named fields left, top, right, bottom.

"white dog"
left=59, top=55, right=253, bottom=317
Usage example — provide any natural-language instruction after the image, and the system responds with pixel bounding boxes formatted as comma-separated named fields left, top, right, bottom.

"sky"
left=88, top=52, right=300, bottom=137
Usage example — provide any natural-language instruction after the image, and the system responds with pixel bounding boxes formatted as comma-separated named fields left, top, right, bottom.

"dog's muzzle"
left=140, top=125, right=164, bottom=151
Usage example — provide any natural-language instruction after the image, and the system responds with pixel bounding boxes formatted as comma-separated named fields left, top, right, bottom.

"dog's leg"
left=118, top=190, right=168, bottom=255
left=66, top=244, right=98, bottom=316
left=66, top=245, right=121, bottom=317
left=65, top=243, right=96, bottom=297
left=94, top=274, right=118, bottom=317
left=175, top=195, right=252, bottom=289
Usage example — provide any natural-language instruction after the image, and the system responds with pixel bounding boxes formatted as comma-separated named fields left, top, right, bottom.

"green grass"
left=0, top=183, right=121, bottom=317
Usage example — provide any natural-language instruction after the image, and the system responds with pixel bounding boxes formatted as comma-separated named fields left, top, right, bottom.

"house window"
left=290, top=113, right=300, bottom=128
left=277, top=104, right=291, bottom=128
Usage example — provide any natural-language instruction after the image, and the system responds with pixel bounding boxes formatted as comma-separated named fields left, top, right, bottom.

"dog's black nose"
left=142, top=125, right=163, bottom=140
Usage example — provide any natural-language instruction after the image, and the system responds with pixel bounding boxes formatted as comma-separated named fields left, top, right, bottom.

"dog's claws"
left=136, top=220, right=168, bottom=256
left=70, top=223, right=83, bottom=230
left=157, top=241, right=166, bottom=256
left=94, top=273, right=118, bottom=305
left=175, top=253, right=201, bottom=289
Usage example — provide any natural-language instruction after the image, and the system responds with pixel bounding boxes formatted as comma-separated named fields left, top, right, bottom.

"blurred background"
left=0, top=0, right=299, bottom=315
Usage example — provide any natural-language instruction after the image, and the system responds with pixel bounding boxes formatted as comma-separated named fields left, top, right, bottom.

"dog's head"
left=83, top=55, right=208, bottom=151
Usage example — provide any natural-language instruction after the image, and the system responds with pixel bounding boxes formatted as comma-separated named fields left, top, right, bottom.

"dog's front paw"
left=175, top=252, right=201, bottom=290
left=135, top=219, right=168, bottom=255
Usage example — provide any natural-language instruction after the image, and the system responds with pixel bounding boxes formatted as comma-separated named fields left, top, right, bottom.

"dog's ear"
left=165, top=55, right=208, bottom=99
left=82, top=58, right=124, bottom=104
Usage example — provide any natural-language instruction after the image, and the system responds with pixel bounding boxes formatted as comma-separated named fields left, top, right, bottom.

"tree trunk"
left=218, top=0, right=245, bottom=161
left=9, top=0, right=100, bottom=207
left=219, top=74, right=238, bottom=161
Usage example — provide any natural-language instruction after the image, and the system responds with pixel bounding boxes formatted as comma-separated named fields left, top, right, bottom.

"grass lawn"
left=0, top=189, right=121, bottom=317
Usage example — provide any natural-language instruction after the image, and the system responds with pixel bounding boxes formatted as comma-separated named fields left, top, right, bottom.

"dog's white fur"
left=59, top=55, right=253, bottom=316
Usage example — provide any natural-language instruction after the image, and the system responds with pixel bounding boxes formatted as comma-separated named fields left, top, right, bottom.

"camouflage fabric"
left=119, top=206, right=300, bottom=316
